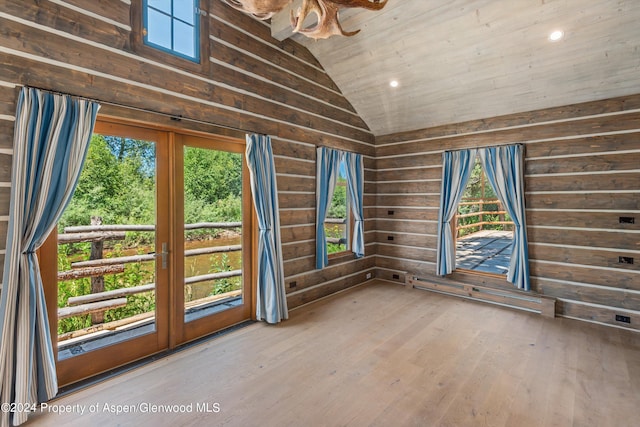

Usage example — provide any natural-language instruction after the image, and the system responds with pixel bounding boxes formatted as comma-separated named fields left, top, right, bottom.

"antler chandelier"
left=223, top=0, right=388, bottom=39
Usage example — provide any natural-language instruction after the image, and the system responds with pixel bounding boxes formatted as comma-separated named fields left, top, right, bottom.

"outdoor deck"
left=456, top=230, right=513, bottom=275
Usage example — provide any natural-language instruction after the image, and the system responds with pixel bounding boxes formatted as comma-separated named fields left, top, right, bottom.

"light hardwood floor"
left=28, top=280, right=640, bottom=427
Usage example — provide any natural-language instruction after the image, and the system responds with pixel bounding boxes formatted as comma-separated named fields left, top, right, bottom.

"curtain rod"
left=444, top=142, right=525, bottom=154
left=18, top=84, right=257, bottom=136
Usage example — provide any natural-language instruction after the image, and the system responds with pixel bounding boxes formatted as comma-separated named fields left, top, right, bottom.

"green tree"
left=183, top=147, right=242, bottom=204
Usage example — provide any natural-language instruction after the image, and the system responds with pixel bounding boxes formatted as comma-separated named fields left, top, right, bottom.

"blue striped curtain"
left=315, top=147, right=341, bottom=269
left=246, top=134, right=288, bottom=324
left=0, top=87, right=99, bottom=426
left=479, top=145, right=531, bottom=290
left=343, top=151, right=364, bottom=258
left=436, top=149, right=477, bottom=276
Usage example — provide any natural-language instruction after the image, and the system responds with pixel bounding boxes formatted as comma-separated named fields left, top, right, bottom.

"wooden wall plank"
left=376, top=220, right=437, bottom=235
left=284, top=256, right=316, bottom=277
left=0, top=188, right=9, bottom=216
left=61, top=0, right=131, bottom=26
left=527, top=227, right=639, bottom=251
left=278, top=193, right=314, bottom=210
left=279, top=209, right=315, bottom=226
left=375, top=167, right=442, bottom=182
left=375, top=181, right=441, bottom=194
left=277, top=175, right=315, bottom=192
left=377, top=245, right=436, bottom=263
left=280, top=224, right=315, bottom=243
left=0, top=154, right=11, bottom=182
left=0, top=121, right=13, bottom=150
left=525, top=133, right=640, bottom=158
left=372, top=208, right=438, bottom=221
left=526, top=193, right=640, bottom=211
left=526, top=172, right=640, bottom=192
left=0, top=85, right=18, bottom=117
left=533, top=277, right=640, bottom=311
left=530, top=261, right=640, bottom=291
left=374, top=232, right=436, bottom=248
left=526, top=211, right=640, bottom=231
left=376, top=195, right=440, bottom=207
left=376, top=153, right=441, bottom=169
left=271, top=139, right=315, bottom=160
left=281, top=241, right=314, bottom=260
left=274, top=157, right=315, bottom=176
left=4, top=0, right=131, bottom=50
left=526, top=153, right=640, bottom=175
left=529, top=245, right=639, bottom=272
left=0, top=221, right=6, bottom=250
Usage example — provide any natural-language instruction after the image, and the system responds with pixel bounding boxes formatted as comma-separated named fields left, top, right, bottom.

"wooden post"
left=90, top=216, right=105, bottom=324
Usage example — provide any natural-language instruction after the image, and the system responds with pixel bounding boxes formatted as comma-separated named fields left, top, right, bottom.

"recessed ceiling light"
left=548, top=30, right=564, bottom=42
left=390, top=80, right=399, bottom=88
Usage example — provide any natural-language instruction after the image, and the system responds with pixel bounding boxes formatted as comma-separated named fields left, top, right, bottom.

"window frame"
left=131, top=0, right=210, bottom=74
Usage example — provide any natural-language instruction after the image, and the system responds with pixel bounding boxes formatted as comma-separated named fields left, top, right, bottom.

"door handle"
left=154, top=242, right=168, bottom=269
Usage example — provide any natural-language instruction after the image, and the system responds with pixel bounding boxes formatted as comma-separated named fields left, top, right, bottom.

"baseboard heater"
left=409, top=276, right=556, bottom=318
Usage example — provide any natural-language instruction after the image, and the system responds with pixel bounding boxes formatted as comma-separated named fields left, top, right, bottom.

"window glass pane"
left=174, top=0, right=195, bottom=25
left=148, top=0, right=172, bottom=14
left=147, top=8, right=172, bottom=49
left=326, top=160, right=349, bottom=255
left=173, top=20, right=195, bottom=58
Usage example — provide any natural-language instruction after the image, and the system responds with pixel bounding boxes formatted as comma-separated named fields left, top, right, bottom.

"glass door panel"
left=174, top=134, right=251, bottom=344
left=51, top=121, right=170, bottom=386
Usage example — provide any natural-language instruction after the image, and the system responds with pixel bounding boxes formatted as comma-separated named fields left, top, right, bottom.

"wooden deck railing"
left=57, top=220, right=242, bottom=329
left=455, top=198, right=513, bottom=237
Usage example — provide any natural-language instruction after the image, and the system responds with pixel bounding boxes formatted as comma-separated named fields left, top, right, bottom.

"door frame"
left=41, top=117, right=256, bottom=387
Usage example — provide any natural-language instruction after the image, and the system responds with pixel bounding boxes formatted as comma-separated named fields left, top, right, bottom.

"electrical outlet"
left=365, top=272, right=372, bottom=279
left=615, top=314, right=631, bottom=324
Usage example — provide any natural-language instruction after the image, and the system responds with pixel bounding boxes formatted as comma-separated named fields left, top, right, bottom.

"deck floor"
left=456, top=229, right=513, bottom=275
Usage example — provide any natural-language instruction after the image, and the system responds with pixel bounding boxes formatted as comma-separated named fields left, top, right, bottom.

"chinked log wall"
left=374, top=95, right=640, bottom=331
left=0, top=0, right=376, bottom=308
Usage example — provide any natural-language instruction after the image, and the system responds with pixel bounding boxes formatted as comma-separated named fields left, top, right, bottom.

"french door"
left=43, top=119, right=253, bottom=387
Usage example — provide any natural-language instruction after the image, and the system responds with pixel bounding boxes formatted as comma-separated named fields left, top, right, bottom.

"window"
left=143, top=0, right=200, bottom=62
left=455, top=157, right=513, bottom=275
left=326, top=158, right=351, bottom=256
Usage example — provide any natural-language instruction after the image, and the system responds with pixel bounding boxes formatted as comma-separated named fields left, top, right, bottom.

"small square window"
left=143, top=0, right=200, bottom=62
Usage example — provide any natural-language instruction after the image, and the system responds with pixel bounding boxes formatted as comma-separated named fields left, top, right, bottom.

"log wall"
left=374, top=95, right=640, bottom=331
left=0, top=0, right=375, bottom=305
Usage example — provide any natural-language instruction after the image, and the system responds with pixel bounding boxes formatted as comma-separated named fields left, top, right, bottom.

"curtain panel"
left=245, top=134, right=288, bottom=324
left=0, top=87, right=100, bottom=427
left=343, top=151, right=365, bottom=258
left=436, top=149, right=477, bottom=276
left=479, top=145, right=531, bottom=290
left=315, top=147, right=341, bottom=269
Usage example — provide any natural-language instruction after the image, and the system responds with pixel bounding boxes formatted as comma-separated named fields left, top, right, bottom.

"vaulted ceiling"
left=285, top=0, right=640, bottom=136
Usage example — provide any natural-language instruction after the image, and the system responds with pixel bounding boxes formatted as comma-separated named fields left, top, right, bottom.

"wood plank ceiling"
left=287, top=0, right=640, bottom=136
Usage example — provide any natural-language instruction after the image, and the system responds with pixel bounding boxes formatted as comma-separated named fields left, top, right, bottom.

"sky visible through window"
left=145, top=0, right=198, bottom=60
